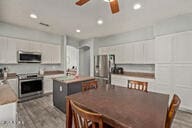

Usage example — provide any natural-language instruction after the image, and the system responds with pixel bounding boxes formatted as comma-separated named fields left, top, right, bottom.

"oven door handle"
left=19, top=78, right=43, bottom=82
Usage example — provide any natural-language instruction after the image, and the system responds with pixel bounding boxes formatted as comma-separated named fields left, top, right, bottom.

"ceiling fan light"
left=104, top=0, right=113, bottom=3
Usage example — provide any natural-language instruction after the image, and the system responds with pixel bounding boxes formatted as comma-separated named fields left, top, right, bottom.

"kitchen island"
left=53, top=76, right=95, bottom=113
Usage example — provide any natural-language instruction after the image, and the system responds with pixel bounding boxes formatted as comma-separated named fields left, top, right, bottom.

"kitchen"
left=0, top=0, right=192, bottom=128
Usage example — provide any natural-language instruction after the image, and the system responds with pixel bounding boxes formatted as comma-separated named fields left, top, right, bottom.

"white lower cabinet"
left=111, top=75, right=128, bottom=87
left=7, top=79, right=18, bottom=96
left=43, top=74, right=65, bottom=94
left=173, top=64, right=192, bottom=110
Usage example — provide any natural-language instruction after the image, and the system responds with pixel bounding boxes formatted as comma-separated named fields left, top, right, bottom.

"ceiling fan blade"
left=76, top=0, right=90, bottom=6
left=110, top=0, right=120, bottom=14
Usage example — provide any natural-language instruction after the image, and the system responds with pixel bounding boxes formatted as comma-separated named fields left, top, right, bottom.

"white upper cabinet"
left=155, top=35, right=172, bottom=63
left=98, top=40, right=156, bottom=64
left=41, top=43, right=53, bottom=64
left=124, top=43, right=134, bottom=63
left=144, top=40, right=155, bottom=64
left=0, top=36, right=7, bottom=63
left=173, top=31, right=192, bottom=63
left=51, top=45, right=61, bottom=64
left=15, top=38, right=30, bottom=51
left=41, top=43, right=61, bottom=64
left=0, top=36, right=61, bottom=64
left=0, top=37, right=17, bottom=64
left=28, top=41, right=41, bottom=52
left=6, top=38, right=17, bottom=64
left=133, top=42, right=144, bottom=63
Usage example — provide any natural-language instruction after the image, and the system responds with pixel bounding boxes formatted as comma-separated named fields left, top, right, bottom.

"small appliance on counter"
left=112, top=67, right=124, bottom=74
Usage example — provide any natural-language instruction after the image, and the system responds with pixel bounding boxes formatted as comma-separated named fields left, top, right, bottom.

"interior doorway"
left=79, top=46, right=90, bottom=76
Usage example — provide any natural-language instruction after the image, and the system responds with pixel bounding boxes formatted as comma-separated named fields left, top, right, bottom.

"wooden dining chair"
left=165, top=94, right=181, bottom=128
left=70, top=100, right=112, bottom=128
left=127, top=80, right=148, bottom=92
left=82, top=80, right=98, bottom=92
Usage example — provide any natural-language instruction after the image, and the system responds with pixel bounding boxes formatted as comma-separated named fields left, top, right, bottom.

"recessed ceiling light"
left=133, top=3, right=142, bottom=10
left=30, top=14, right=38, bottom=19
left=97, top=20, right=103, bottom=25
left=76, top=29, right=81, bottom=33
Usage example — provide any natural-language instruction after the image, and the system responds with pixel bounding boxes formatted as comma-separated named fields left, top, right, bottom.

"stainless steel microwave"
left=17, top=51, right=41, bottom=63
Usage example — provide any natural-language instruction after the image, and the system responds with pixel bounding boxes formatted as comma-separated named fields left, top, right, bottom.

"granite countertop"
left=53, top=76, right=95, bottom=84
left=112, top=71, right=155, bottom=79
left=0, top=85, right=17, bottom=105
left=43, top=70, right=64, bottom=76
left=0, top=73, right=17, bottom=80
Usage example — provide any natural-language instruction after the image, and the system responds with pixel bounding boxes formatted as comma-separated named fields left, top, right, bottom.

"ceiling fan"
left=75, top=0, right=120, bottom=14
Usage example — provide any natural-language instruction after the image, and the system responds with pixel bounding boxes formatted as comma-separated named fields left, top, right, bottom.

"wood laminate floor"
left=17, top=94, right=192, bottom=128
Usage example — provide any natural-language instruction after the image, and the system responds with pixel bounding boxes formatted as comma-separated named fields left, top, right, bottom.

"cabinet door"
left=6, top=38, right=17, bottom=64
left=124, top=43, right=134, bottom=63
left=155, top=64, right=174, bottom=96
left=173, top=31, right=192, bottom=63
left=115, top=45, right=125, bottom=64
left=144, top=40, right=155, bottom=64
left=52, top=45, right=61, bottom=64
left=7, top=79, right=18, bottom=96
left=0, top=36, right=7, bottom=63
left=41, top=43, right=52, bottom=64
left=155, top=35, right=172, bottom=63
left=28, top=41, right=41, bottom=52
left=16, top=38, right=30, bottom=51
left=134, top=42, right=144, bottom=63
left=43, top=77, right=53, bottom=93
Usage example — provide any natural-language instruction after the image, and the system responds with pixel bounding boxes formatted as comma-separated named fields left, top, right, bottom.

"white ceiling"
left=0, top=0, right=192, bottom=39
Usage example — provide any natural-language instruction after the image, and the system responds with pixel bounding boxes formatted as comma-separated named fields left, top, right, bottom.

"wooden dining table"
left=66, top=84, right=169, bottom=128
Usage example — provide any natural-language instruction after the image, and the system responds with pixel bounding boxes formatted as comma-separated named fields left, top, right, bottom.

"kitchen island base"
left=53, top=77, right=95, bottom=113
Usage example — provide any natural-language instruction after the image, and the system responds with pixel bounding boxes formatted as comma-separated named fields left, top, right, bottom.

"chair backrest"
left=165, top=94, right=181, bottom=128
left=82, top=80, right=98, bottom=92
left=70, top=100, right=104, bottom=128
left=128, top=80, right=148, bottom=92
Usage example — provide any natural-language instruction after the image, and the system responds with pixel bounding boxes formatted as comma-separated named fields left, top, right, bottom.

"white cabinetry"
left=173, top=64, right=192, bottom=110
left=0, top=36, right=61, bottom=64
left=172, top=31, right=192, bottom=63
left=7, top=78, right=18, bottom=96
left=155, top=64, right=174, bottom=97
left=111, top=75, right=128, bottom=87
left=124, top=43, right=134, bottom=63
left=16, top=38, right=30, bottom=51
left=134, top=42, right=144, bottom=63
left=44, top=76, right=54, bottom=94
left=98, top=40, right=155, bottom=64
left=0, top=36, right=7, bottom=63
left=43, top=74, right=65, bottom=94
left=155, top=35, right=172, bottom=63
left=41, top=43, right=61, bottom=64
left=144, top=40, right=155, bottom=64
left=0, top=37, right=17, bottom=64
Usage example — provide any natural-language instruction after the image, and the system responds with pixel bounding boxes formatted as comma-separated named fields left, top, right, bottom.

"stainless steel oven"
left=17, top=74, right=43, bottom=101
left=17, top=51, right=41, bottom=63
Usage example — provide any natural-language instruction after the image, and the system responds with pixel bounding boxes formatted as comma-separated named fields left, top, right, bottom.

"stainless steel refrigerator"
left=94, top=55, right=115, bottom=85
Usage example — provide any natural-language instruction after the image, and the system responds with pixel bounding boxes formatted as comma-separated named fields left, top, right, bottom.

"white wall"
left=79, top=39, right=94, bottom=76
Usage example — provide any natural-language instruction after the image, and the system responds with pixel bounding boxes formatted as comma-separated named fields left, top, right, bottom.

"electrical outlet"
left=59, top=86, right=62, bottom=92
